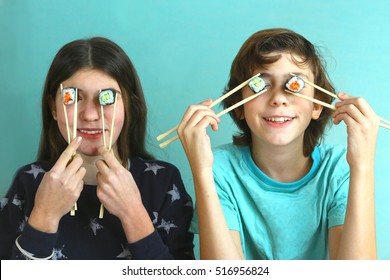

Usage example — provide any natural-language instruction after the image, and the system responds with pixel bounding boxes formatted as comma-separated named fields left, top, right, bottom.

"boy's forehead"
left=253, top=53, right=313, bottom=80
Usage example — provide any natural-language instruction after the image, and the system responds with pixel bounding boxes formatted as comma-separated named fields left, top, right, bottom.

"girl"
left=0, top=37, right=194, bottom=260
left=177, top=28, right=378, bottom=259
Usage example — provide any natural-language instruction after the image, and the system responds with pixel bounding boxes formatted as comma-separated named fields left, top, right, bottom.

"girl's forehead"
left=61, top=69, right=120, bottom=94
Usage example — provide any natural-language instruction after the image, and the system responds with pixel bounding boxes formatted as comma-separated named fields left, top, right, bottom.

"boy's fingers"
left=201, top=98, right=213, bottom=106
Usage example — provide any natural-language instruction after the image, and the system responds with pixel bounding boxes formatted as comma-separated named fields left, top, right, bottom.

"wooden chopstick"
left=285, top=89, right=390, bottom=130
left=159, top=88, right=268, bottom=148
left=99, top=92, right=118, bottom=219
left=60, top=84, right=77, bottom=216
left=290, top=73, right=390, bottom=129
left=284, top=89, right=336, bottom=110
left=290, top=73, right=339, bottom=100
left=156, top=73, right=261, bottom=142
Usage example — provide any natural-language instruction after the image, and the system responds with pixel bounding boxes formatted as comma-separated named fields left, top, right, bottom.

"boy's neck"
left=250, top=142, right=312, bottom=183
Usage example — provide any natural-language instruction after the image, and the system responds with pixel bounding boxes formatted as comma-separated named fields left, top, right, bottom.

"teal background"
left=0, top=0, right=389, bottom=259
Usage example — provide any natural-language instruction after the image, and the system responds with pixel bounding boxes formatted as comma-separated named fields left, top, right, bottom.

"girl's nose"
left=80, top=101, right=100, bottom=121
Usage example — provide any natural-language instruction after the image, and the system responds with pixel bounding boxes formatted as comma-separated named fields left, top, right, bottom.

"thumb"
left=337, top=92, right=352, bottom=100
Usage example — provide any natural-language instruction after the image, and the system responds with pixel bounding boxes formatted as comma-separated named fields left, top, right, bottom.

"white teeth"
left=79, top=129, right=102, bottom=135
left=265, top=117, right=293, bottom=123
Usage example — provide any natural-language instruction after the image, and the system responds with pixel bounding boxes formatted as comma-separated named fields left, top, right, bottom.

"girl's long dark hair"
left=38, top=37, right=153, bottom=164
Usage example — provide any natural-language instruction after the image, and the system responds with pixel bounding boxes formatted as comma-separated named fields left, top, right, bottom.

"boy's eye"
left=99, top=89, right=116, bottom=106
left=62, top=87, right=77, bottom=105
left=248, top=76, right=267, bottom=93
left=285, top=76, right=305, bottom=93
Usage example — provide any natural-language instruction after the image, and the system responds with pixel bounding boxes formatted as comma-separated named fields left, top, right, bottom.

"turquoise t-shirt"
left=191, top=143, right=350, bottom=259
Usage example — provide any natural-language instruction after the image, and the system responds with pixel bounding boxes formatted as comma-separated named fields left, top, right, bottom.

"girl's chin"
left=78, top=148, right=100, bottom=157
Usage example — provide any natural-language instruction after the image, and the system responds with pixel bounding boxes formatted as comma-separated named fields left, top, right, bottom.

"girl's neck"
left=250, top=141, right=312, bottom=183
left=80, top=153, right=101, bottom=185
left=79, top=147, right=122, bottom=185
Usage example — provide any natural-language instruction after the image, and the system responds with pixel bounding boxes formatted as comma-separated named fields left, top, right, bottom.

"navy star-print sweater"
left=0, top=157, right=194, bottom=260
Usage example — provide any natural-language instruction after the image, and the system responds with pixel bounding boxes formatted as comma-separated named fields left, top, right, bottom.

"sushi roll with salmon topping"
left=62, top=87, right=77, bottom=105
left=285, top=76, right=305, bottom=93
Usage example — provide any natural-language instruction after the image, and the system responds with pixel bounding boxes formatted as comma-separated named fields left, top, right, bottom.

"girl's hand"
left=96, top=147, right=142, bottom=221
left=177, top=99, right=220, bottom=174
left=96, top=147, right=154, bottom=242
left=29, top=136, right=85, bottom=232
left=332, top=92, right=379, bottom=167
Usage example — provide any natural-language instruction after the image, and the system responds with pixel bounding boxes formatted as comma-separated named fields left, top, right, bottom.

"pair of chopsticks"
left=99, top=89, right=118, bottom=219
left=61, top=84, right=78, bottom=216
left=61, top=86, right=119, bottom=218
left=156, top=73, right=267, bottom=148
left=284, top=74, right=390, bottom=130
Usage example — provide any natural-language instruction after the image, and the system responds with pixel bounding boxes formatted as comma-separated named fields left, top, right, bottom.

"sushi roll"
left=285, top=76, right=305, bottom=93
left=62, top=87, right=77, bottom=105
left=99, top=89, right=116, bottom=106
left=248, top=76, right=266, bottom=93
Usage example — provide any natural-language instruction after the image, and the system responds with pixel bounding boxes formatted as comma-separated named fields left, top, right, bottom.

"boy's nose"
left=268, top=87, right=289, bottom=106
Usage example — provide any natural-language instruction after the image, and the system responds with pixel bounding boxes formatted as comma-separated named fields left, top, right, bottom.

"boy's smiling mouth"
left=264, top=116, right=294, bottom=123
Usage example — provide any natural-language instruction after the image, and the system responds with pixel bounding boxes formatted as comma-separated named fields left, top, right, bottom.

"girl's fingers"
left=95, top=157, right=109, bottom=172
left=97, top=146, right=121, bottom=169
left=65, top=153, right=84, bottom=174
left=53, top=136, right=83, bottom=173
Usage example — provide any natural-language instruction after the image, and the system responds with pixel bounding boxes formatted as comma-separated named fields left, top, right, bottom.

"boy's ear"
left=235, top=107, right=245, bottom=120
left=311, top=103, right=323, bottom=120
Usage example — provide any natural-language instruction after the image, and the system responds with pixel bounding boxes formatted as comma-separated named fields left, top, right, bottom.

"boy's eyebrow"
left=259, top=72, right=272, bottom=79
left=259, top=72, right=309, bottom=80
left=290, top=72, right=310, bottom=80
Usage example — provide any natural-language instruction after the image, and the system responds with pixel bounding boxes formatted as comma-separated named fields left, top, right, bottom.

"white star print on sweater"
left=24, top=164, right=46, bottom=179
left=0, top=157, right=194, bottom=260
left=144, top=163, right=165, bottom=175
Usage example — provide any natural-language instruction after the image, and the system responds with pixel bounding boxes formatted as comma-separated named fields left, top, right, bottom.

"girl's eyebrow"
left=100, top=87, right=122, bottom=94
left=66, top=87, right=122, bottom=94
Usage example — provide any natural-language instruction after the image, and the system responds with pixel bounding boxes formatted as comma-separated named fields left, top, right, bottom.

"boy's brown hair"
left=222, top=28, right=334, bottom=156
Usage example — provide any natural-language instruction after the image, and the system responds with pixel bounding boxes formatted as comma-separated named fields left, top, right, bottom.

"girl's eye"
left=285, top=76, right=305, bottom=93
left=248, top=76, right=267, bottom=93
left=99, top=89, right=116, bottom=106
left=62, top=87, right=77, bottom=105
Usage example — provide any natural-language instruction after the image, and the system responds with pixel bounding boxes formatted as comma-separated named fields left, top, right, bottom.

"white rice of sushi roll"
left=285, top=76, right=305, bottom=93
left=248, top=76, right=266, bottom=93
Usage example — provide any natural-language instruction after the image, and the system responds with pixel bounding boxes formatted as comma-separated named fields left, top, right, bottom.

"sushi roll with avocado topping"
left=248, top=76, right=266, bottom=93
left=99, top=89, right=116, bottom=106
